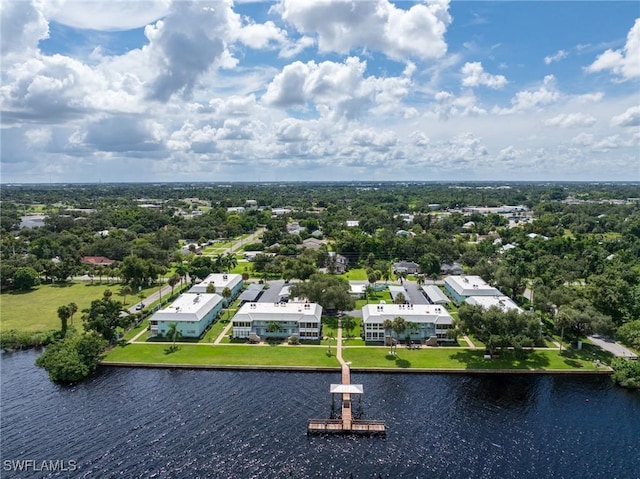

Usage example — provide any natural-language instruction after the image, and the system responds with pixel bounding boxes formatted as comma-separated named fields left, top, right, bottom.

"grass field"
left=103, top=340, right=611, bottom=371
left=104, top=343, right=341, bottom=367
left=0, top=281, right=158, bottom=333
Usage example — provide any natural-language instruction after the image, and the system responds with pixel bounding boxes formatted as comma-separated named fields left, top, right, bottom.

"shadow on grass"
left=395, top=358, right=411, bottom=368
left=164, top=345, right=179, bottom=355
left=449, top=349, right=551, bottom=369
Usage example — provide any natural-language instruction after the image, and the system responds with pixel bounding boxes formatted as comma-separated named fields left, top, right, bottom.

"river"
left=1, top=351, right=639, bottom=478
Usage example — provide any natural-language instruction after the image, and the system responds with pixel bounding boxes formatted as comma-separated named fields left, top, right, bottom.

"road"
left=588, top=335, right=638, bottom=359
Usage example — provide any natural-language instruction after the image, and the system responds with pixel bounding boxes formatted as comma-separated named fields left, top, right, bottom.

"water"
left=1, top=351, right=639, bottom=479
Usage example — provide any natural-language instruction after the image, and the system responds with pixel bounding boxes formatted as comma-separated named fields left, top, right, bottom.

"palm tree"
left=166, top=322, right=181, bottom=351
left=382, top=319, right=394, bottom=346
left=175, top=263, right=188, bottom=288
left=68, top=302, right=78, bottom=325
left=168, top=274, right=180, bottom=297
left=214, top=253, right=225, bottom=273
left=121, top=285, right=132, bottom=305
left=392, top=316, right=407, bottom=346
left=206, top=283, right=217, bottom=294
left=394, top=292, right=406, bottom=304
left=225, top=253, right=238, bottom=272
left=406, top=321, right=419, bottom=344
left=57, top=305, right=71, bottom=338
left=222, top=287, right=232, bottom=319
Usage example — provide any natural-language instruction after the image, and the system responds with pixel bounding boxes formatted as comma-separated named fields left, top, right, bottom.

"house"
left=444, top=275, right=501, bottom=305
left=189, top=273, right=243, bottom=306
left=440, top=262, right=463, bottom=275
left=346, top=220, right=359, bottom=227
left=81, top=256, right=116, bottom=267
left=421, top=285, right=450, bottom=305
left=349, top=283, right=367, bottom=299
left=232, top=302, right=323, bottom=340
left=227, top=206, right=245, bottom=213
left=245, top=199, right=258, bottom=209
left=149, top=293, right=223, bottom=338
left=362, top=303, right=454, bottom=343
left=302, top=237, right=325, bottom=250
left=465, top=295, right=522, bottom=313
left=393, top=260, right=419, bottom=275
left=328, top=252, right=348, bottom=274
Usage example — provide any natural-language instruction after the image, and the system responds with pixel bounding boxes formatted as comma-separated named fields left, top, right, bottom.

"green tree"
left=288, top=273, right=355, bottom=312
left=392, top=316, right=407, bottom=342
left=394, top=292, right=406, bottom=304
left=13, top=266, right=40, bottom=290
left=82, top=290, right=129, bottom=342
left=419, top=253, right=440, bottom=277
left=166, top=322, right=182, bottom=351
left=35, top=331, right=107, bottom=383
left=267, top=321, right=282, bottom=334
left=120, top=285, right=132, bottom=306
left=206, top=283, right=217, bottom=294
left=57, top=305, right=71, bottom=338
left=222, top=286, right=232, bottom=319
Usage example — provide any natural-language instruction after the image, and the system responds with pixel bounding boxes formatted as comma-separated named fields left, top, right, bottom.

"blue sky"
left=1, top=1, right=639, bottom=183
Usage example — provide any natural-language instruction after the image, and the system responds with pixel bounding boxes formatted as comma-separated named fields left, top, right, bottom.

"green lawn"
left=103, top=340, right=611, bottom=371
left=0, top=281, right=163, bottom=333
left=342, top=346, right=611, bottom=370
left=104, top=343, right=341, bottom=367
left=338, top=269, right=369, bottom=281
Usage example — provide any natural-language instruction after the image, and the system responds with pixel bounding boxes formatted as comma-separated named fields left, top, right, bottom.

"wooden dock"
left=307, top=314, right=386, bottom=435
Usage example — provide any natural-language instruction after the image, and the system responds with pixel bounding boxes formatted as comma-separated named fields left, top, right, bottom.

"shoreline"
left=100, top=361, right=613, bottom=375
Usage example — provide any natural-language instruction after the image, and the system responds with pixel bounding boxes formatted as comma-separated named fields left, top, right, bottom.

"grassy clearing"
left=338, top=269, right=369, bottom=281
left=104, top=340, right=611, bottom=371
left=104, top=343, right=341, bottom=367
left=343, top=345, right=611, bottom=370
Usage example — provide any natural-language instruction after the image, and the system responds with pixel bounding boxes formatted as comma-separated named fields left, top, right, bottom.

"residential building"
left=421, top=285, right=450, bottom=305
left=328, top=252, right=349, bottom=274
left=346, top=220, right=359, bottom=227
left=302, top=237, right=325, bottom=250
left=444, top=275, right=501, bottom=305
left=362, top=303, right=454, bottom=343
left=232, top=302, right=323, bottom=340
left=149, top=293, right=223, bottom=338
left=393, top=260, right=420, bottom=275
left=189, top=273, right=243, bottom=306
left=81, top=256, right=116, bottom=267
left=349, top=283, right=366, bottom=299
left=465, top=295, right=522, bottom=313
left=440, top=262, right=463, bottom=276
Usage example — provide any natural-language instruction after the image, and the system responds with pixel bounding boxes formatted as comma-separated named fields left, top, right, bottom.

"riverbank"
left=102, top=342, right=613, bottom=373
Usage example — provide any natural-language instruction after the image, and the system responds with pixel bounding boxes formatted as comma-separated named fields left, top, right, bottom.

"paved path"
left=588, top=335, right=638, bottom=359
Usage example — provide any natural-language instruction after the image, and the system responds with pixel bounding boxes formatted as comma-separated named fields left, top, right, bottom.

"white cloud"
left=275, top=0, right=451, bottom=61
left=544, top=113, right=596, bottom=128
left=45, top=0, right=171, bottom=31
left=544, top=49, right=568, bottom=65
left=611, top=106, right=640, bottom=127
left=460, top=62, right=507, bottom=89
left=495, top=75, right=560, bottom=114
left=0, top=1, right=49, bottom=57
left=587, top=18, right=640, bottom=80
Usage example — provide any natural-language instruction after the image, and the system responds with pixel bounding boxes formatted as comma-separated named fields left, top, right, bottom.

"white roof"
left=189, top=273, right=242, bottom=293
left=233, top=302, right=322, bottom=323
left=421, top=285, right=450, bottom=304
left=350, top=284, right=366, bottom=294
left=362, top=303, right=453, bottom=325
left=465, top=296, right=523, bottom=313
left=330, top=384, right=364, bottom=394
left=152, top=293, right=223, bottom=322
left=444, top=275, right=501, bottom=297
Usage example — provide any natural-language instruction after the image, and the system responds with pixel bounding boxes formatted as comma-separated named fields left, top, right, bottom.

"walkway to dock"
left=307, top=314, right=386, bottom=435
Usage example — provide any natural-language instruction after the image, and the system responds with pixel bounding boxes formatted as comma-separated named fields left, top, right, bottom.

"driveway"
left=588, top=335, right=638, bottom=359
left=401, top=280, right=429, bottom=305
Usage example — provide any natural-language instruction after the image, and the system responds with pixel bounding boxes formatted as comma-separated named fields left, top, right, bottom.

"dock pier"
left=308, top=314, right=386, bottom=435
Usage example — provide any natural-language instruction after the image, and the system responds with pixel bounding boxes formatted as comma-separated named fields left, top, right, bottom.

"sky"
left=1, top=0, right=639, bottom=184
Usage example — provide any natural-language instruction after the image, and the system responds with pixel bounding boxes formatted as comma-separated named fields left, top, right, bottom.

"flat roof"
left=238, top=284, right=264, bottom=302
left=444, top=275, right=501, bottom=297
left=330, top=384, right=364, bottom=395
left=421, top=285, right=450, bottom=304
left=189, top=273, right=242, bottom=293
left=465, top=295, right=522, bottom=312
left=153, top=293, right=223, bottom=322
left=362, top=303, right=453, bottom=325
left=234, top=301, right=323, bottom=322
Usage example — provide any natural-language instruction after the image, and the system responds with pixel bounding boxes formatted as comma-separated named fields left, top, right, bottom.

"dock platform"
left=307, top=313, right=386, bottom=435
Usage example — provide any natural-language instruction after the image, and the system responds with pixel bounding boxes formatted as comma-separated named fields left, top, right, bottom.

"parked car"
left=135, top=303, right=145, bottom=310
